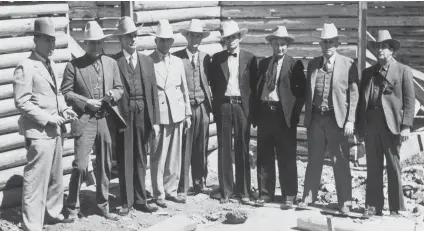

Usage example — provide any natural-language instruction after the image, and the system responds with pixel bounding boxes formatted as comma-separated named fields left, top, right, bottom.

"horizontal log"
left=69, top=6, right=121, bottom=18
left=0, top=49, right=71, bottom=69
left=145, top=215, right=197, bottom=231
left=221, top=4, right=358, bottom=18
left=0, top=98, right=19, bottom=118
left=0, top=17, right=68, bottom=38
left=368, top=6, right=424, bottom=16
left=69, top=19, right=95, bottom=29
left=133, top=7, right=221, bottom=24
left=367, top=16, right=424, bottom=27
left=0, top=132, right=23, bottom=153
left=0, top=32, right=68, bottom=54
left=219, top=1, right=343, bottom=6
left=0, top=3, right=68, bottom=18
left=134, top=1, right=219, bottom=11
left=368, top=1, right=424, bottom=8
left=235, top=18, right=359, bottom=31
left=137, top=19, right=221, bottom=35
left=0, top=84, right=13, bottom=100
left=0, top=115, right=19, bottom=136
left=69, top=18, right=120, bottom=30
left=68, top=1, right=97, bottom=8
left=138, top=43, right=223, bottom=57
left=368, top=27, right=424, bottom=37
left=0, top=62, right=67, bottom=86
left=96, top=1, right=121, bottom=6
left=70, top=29, right=118, bottom=41
left=0, top=139, right=74, bottom=171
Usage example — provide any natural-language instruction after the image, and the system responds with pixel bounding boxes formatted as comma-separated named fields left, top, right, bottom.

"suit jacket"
left=253, top=55, right=306, bottom=128
left=149, top=51, right=191, bottom=124
left=357, top=61, right=415, bottom=135
left=111, top=51, right=160, bottom=132
left=208, top=49, right=258, bottom=118
left=304, top=54, right=359, bottom=129
left=61, top=54, right=125, bottom=136
left=13, top=52, right=69, bottom=139
left=172, top=48, right=212, bottom=113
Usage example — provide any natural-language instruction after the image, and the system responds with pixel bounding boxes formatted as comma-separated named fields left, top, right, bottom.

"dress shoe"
left=155, top=199, right=167, bottom=208
left=339, top=205, right=350, bottom=215
left=45, top=214, right=74, bottom=225
left=194, top=186, right=213, bottom=195
left=220, top=197, right=230, bottom=204
left=100, top=211, right=120, bottom=221
left=240, top=197, right=253, bottom=205
left=118, top=207, right=131, bottom=216
left=280, top=201, right=294, bottom=210
left=165, top=195, right=186, bottom=204
left=297, top=201, right=309, bottom=208
left=390, top=211, right=401, bottom=217
left=134, top=204, right=159, bottom=213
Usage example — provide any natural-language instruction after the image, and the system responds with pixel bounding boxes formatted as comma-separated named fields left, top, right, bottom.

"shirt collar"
left=156, top=49, right=170, bottom=61
left=227, top=47, right=240, bottom=57
left=324, top=52, right=337, bottom=65
left=382, top=57, right=395, bottom=70
left=123, top=49, right=137, bottom=62
left=186, top=48, right=198, bottom=59
left=34, top=51, right=48, bottom=63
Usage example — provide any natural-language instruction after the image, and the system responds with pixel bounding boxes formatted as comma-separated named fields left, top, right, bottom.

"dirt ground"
left=1, top=146, right=424, bottom=231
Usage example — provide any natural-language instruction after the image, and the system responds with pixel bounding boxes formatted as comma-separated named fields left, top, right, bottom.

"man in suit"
left=358, top=30, right=414, bottom=217
left=252, top=26, right=306, bottom=209
left=208, top=20, right=258, bottom=204
left=13, top=17, right=76, bottom=231
left=111, top=17, right=160, bottom=215
left=61, top=21, right=125, bottom=220
left=149, top=19, right=192, bottom=208
left=173, top=19, right=213, bottom=201
left=299, top=23, right=359, bottom=214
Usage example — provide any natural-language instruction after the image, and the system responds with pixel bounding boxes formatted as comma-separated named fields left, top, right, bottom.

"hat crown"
left=116, top=16, right=138, bottom=35
left=376, top=30, right=393, bottom=42
left=272, top=26, right=289, bottom=37
left=320, top=23, right=339, bottom=39
left=155, top=19, right=174, bottom=38
left=221, top=20, right=241, bottom=37
left=84, top=21, right=106, bottom=40
left=33, top=17, right=55, bottom=37
left=187, top=19, right=204, bottom=33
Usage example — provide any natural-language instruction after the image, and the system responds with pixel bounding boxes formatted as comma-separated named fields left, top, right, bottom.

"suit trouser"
left=257, top=103, right=298, bottom=199
left=22, top=136, right=63, bottom=231
left=116, top=103, right=149, bottom=207
left=150, top=122, right=184, bottom=199
left=178, top=102, right=209, bottom=194
left=364, top=109, right=405, bottom=211
left=303, top=113, right=352, bottom=207
left=216, top=102, right=251, bottom=199
left=67, top=117, right=112, bottom=214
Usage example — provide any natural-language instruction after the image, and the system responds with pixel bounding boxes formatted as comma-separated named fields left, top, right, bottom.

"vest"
left=313, top=66, right=333, bottom=108
left=124, top=57, right=145, bottom=111
left=88, top=60, right=104, bottom=100
left=183, top=57, right=205, bottom=105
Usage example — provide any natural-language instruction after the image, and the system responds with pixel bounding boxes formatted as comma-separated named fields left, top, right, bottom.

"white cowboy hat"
left=180, top=19, right=210, bottom=39
left=219, top=20, right=248, bottom=39
left=316, top=23, right=345, bottom=40
left=265, top=26, right=295, bottom=44
left=368, top=30, right=400, bottom=51
left=31, top=17, right=57, bottom=38
left=149, top=19, right=174, bottom=39
left=84, top=21, right=109, bottom=41
left=114, top=16, right=142, bottom=36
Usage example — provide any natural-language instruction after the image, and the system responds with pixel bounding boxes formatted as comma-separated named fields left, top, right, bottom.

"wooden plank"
left=0, top=98, right=19, bottom=118
left=0, top=49, right=71, bottom=69
left=0, top=3, right=69, bottom=18
left=358, top=1, right=367, bottom=82
left=69, top=19, right=95, bottom=29
left=134, top=1, right=219, bottom=11
left=144, top=215, right=197, bottom=231
left=220, top=1, right=342, bottom=6
left=235, top=18, right=359, bottom=31
left=368, top=27, right=424, bottom=37
left=0, top=32, right=68, bottom=54
left=368, top=1, right=424, bottom=8
left=67, top=1, right=97, bottom=8
left=368, top=6, right=424, bottom=16
left=0, top=62, right=66, bottom=86
left=121, top=1, right=133, bottom=18
left=367, top=16, right=424, bottom=27
left=137, top=19, right=221, bottom=35
left=0, top=17, right=68, bottom=37
left=0, top=115, right=19, bottom=136
left=0, top=132, right=24, bottom=153
left=96, top=1, right=121, bottom=6
left=133, top=7, right=221, bottom=24
left=221, top=4, right=358, bottom=18
left=69, top=6, right=121, bottom=18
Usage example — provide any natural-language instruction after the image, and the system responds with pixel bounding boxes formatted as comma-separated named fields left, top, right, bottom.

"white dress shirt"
left=186, top=48, right=198, bottom=66
left=225, top=48, right=241, bottom=96
left=123, top=49, right=138, bottom=67
left=323, top=52, right=337, bottom=70
left=261, top=55, right=285, bottom=101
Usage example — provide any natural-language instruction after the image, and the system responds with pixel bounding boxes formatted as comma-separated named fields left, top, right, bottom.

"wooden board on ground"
left=295, top=205, right=367, bottom=220
left=144, top=215, right=197, bottom=231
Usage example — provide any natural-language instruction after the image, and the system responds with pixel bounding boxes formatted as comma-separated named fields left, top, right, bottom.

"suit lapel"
left=138, top=52, right=149, bottom=89
left=101, top=55, right=110, bottom=92
left=34, top=61, right=56, bottom=88
left=117, top=52, right=131, bottom=87
left=385, top=60, right=398, bottom=86
left=310, top=57, right=322, bottom=98
left=332, top=54, right=341, bottom=92
left=278, top=56, right=291, bottom=88
left=78, top=55, right=94, bottom=98
left=199, top=52, right=209, bottom=91
left=221, top=53, right=230, bottom=81
left=238, top=50, right=249, bottom=88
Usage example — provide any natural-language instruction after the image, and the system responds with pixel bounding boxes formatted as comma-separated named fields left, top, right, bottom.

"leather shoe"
left=99, top=211, right=120, bottom=221
left=194, top=186, right=212, bottom=195
left=45, top=214, right=74, bottom=225
left=118, top=207, right=131, bottom=216
left=134, top=204, right=159, bottom=213
left=390, top=211, right=401, bottom=217
left=339, top=205, right=350, bottom=215
left=240, top=197, right=252, bottom=205
left=220, top=197, right=229, bottom=204
left=165, top=195, right=186, bottom=204
left=297, top=201, right=309, bottom=208
left=155, top=199, right=167, bottom=208
left=280, top=201, right=294, bottom=210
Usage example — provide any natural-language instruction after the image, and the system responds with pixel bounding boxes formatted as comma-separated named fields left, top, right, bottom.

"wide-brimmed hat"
left=84, top=21, right=109, bottom=41
left=219, top=20, right=248, bottom=39
left=149, top=19, right=174, bottom=39
left=316, top=23, right=345, bottom=40
left=180, top=19, right=210, bottom=39
left=114, top=16, right=141, bottom=36
left=368, top=30, right=400, bottom=51
left=32, top=17, right=56, bottom=37
left=265, top=26, right=295, bottom=44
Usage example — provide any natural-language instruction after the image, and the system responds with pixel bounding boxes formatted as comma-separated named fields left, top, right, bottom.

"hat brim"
left=368, top=39, right=400, bottom=51
left=31, top=31, right=57, bottom=38
left=314, top=35, right=346, bottom=39
left=265, top=35, right=295, bottom=44
left=112, top=24, right=144, bottom=37
left=180, top=29, right=210, bottom=39
left=84, top=34, right=111, bottom=41
left=148, top=33, right=175, bottom=39
left=219, top=28, right=248, bottom=39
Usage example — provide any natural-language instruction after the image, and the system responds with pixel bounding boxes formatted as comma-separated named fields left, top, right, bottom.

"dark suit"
left=357, top=60, right=414, bottom=212
left=208, top=49, right=258, bottom=199
left=302, top=54, right=359, bottom=208
left=61, top=54, right=124, bottom=215
left=111, top=51, right=159, bottom=208
left=252, top=55, right=305, bottom=200
left=173, top=49, right=212, bottom=194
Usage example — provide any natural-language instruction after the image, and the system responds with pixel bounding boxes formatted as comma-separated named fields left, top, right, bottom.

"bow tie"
left=228, top=52, right=237, bottom=58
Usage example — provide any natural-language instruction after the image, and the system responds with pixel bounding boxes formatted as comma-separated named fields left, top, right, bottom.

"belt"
left=312, top=105, right=334, bottom=116
left=262, top=101, right=280, bottom=111
left=367, top=105, right=383, bottom=111
left=90, top=109, right=109, bottom=119
left=223, top=96, right=242, bottom=104
left=129, top=95, right=145, bottom=100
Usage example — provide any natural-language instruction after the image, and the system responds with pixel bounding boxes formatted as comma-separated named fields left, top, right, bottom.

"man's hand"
left=86, top=99, right=102, bottom=112
left=344, top=121, right=354, bottom=136
left=401, top=126, right=410, bottom=142
left=48, top=116, right=66, bottom=126
left=102, top=91, right=114, bottom=104
left=63, top=108, right=78, bottom=121
left=185, top=117, right=191, bottom=132
left=153, top=124, right=160, bottom=137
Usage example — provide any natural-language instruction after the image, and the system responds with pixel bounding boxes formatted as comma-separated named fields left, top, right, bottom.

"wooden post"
left=121, top=1, right=133, bottom=18
left=358, top=1, right=367, bottom=82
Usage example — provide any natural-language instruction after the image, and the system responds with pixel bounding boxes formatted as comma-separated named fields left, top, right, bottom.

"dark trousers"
left=364, top=109, right=405, bottom=211
left=216, top=102, right=251, bottom=199
left=67, top=117, right=112, bottom=214
left=178, top=102, right=209, bottom=194
left=303, top=113, right=352, bottom=207
left=116, top=101, right=149, bottom=207
left=257, top=103, right=297, bottom=199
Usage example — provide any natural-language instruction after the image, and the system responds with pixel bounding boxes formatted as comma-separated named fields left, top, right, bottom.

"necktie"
left=266, top=56, right=282, bottom=91
left=191, top=54, right=196, bottom=68
left=323, top=59, right=333, bottom=72
left=229, top=52, right=237, bottom=58
left=93, top=60, right=100, bottom=74
left=45, top=59, right=57, bottom=87
left=129, top=55, right=135, bottom=72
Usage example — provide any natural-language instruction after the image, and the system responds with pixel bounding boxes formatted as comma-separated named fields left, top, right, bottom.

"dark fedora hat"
left=32, top=17, right=57, bottom=37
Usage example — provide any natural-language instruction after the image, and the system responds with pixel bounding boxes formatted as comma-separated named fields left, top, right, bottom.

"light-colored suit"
left=14, top=52, right=68, bottom=231
left=149, top=50, right=191, bottom=199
